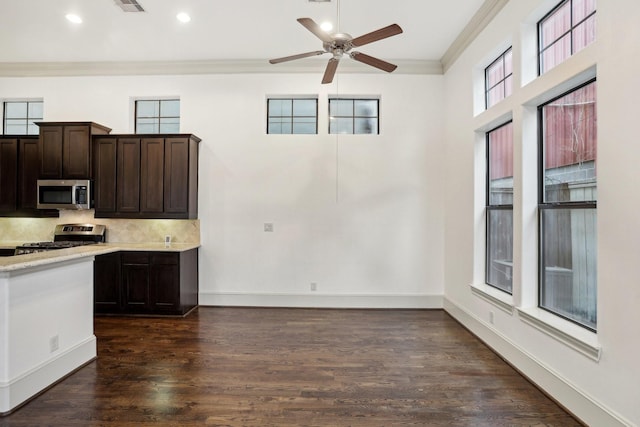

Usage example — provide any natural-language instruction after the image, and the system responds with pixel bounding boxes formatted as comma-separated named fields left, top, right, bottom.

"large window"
left=2, top=100, right=43, bottom=135
left=329, top=98, right=379, bottom=134
left=485, top=48, right=513, bottom=109
left=538, top=79, right=597, bottom=330
left=486, top=122, right=514, bottom=293
left=135, top=99, right=180, bottom=134
left=267, top=98, right=317, bottom=134
left=538, top=0, right=596, bottom=74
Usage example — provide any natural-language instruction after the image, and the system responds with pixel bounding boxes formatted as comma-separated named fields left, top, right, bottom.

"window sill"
left=470, top=283, right=514, bottom=315
left=517, top=307, right=601, bottom=361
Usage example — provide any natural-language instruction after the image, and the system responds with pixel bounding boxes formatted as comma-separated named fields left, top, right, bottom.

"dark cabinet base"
left=94, top=248, right=198, bottom=316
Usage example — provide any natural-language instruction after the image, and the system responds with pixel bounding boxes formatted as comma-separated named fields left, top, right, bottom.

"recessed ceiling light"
left=65, top=13, right=82, bottom=24
left=321, top=21, right=333, bottom=32
left=176, top=12, right=191, bottom=23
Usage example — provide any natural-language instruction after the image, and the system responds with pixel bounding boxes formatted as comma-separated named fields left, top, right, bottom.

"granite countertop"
left=0, top=242, right=200, bottom=273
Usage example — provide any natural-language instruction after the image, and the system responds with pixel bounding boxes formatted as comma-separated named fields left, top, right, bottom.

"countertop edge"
left=0, top=243, right=200, bottom=272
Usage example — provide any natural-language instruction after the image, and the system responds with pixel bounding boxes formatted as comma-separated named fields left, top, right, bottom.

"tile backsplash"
left=0, top=210, right=199, bottom=244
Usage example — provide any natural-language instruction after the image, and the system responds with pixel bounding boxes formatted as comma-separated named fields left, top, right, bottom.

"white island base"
left=0, top=256, right=96, bottom=415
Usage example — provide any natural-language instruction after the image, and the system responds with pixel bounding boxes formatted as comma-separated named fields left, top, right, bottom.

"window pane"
left=292, top=99, right=316, bottom=116
left=136, top=118, right=158, bottom=134
left=486, top=59, right=504, bottom=88
left=486, top=209, right=513, bottom=293
left=137, top=100, right=159, bottom=118
left=573, top=15, right=596, bottom=52
left=487, top=85, right=504, bottom=108
left=330, top=117, right=353, bottom=134
left=160, top=100, right=180, bottom=117
left=541, top=34, right=571, bottom=74
left=504, top=75, right=513, bottom=98
left=354, top=118, right=377, bottom=134
left=504, top=49, right=513, bottom=76
left=542, top=81, right=597, bottom=203
left=292, top=117, right=315, bottom=134
left=573, top=0, right=596, bottom=23
left=27, top=123, right=39, bottom=135
left=330, top=99, right=353, bottom=116
left=159, top=117, right=180, bottom=133
left=269, top=99, right=291, bottom=117
left=28, top=102, right=43, bottom=119
left=4, top=102, right=27, bottom=119
left=268, top=118, right=292, bottom=134
left=540, top=1, right=571, bottom=50
left=540, top=207, right=597, bottom=329
left=5, top=122, right=26, bottom=134
left=488, top=123, right=513, bottom=205
left=354, top=100, right=377, bottom=117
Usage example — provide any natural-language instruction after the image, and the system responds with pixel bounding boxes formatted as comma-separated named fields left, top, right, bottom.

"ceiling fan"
left=269, top=18, right=403, bottom=84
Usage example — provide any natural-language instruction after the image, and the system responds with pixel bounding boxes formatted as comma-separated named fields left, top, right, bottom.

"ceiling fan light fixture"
left=65, top=13, right=82, bottom=24
left=320, top=22, right=333, bottom=32
left=176, top=12, right=191, bottom=23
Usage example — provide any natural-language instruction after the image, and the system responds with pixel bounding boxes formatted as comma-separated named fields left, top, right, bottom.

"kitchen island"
left=0, top=242, right=199, bottom=415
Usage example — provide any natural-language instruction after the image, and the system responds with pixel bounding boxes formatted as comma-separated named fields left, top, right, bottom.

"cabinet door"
left=63, top=125, right=91, bottom=178
left=117, top=138, right=141, bottom=213
left=164, top=138, right=189, bottom=214
left=122, top=252, right=150, bottom=312
left=149, top=253, right=180, bottom=312
left=140, top=138, right=164, bottom=213
left=94, top=137, right=117, bottom=213
left=94, top=252, right=122, bottom=313
left=0, top=139, right=18, bottom=212
left=18, top=139, right=40, bottom=210
left=39, top=125, right=63, bottom=178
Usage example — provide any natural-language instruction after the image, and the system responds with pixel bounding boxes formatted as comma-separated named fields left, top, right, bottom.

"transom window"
left=538, top=0, right=596, bottom=74
left=486, top=121, right=514, bottom=293
left=267, top=98, right=318, bottom=134
left=538, top=79, right=597, bottom=330
left=135, top=99, right=180, bottom=134
left=485, top=47, right=513, bottom=109
left=2, top=100, right=43, bottom=135
left=329, top=98, right=379, bottom=135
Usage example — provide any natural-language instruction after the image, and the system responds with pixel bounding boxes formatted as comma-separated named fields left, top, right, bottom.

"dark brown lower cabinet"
left=94, top=249, right=198, bottom=316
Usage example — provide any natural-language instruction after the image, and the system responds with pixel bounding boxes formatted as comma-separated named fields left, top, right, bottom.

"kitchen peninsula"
left=0, top=241, right=199, bottom=415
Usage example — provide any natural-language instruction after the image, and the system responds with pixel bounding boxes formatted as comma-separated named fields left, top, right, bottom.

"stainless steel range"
left=14, top=224, right=106, bottom=255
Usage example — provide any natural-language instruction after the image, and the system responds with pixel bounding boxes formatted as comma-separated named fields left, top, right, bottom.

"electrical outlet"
left=264, top=223, right=274, bottom=232
left=164, top=235, right=171, bottom=246
left=49, top=335, right=59, bottom=353
left=310, top=282, right=317, bottom=291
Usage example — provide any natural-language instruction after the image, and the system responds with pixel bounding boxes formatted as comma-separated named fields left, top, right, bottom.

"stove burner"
left=14, top=223, right=106, bottom=255
left=14, top=240, right=99, bottom=255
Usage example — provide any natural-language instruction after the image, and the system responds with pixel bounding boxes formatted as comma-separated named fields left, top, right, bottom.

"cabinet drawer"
left=150, top=252, right=179, bottom=265
left=121, top=252, right=149, bottom=264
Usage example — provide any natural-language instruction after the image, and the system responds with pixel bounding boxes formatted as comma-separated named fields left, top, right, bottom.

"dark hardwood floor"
left=1, top=308, right=581, bottom=426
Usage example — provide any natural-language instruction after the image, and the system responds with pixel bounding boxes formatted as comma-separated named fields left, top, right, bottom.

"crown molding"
left=0, top=58, right=442, bottom=78
left=440, top=0, right=509, bottom=73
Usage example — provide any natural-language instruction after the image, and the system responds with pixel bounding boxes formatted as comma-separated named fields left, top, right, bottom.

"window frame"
left=134, top=98, right=180, bottom=134
left=537, top=0, right=597, bottom=75
left=2, top=100, right=43, bottom=135
left=266, top=97, right=318, bottom=135
left=537, top=78, right=597, bottom=331
left=328, top=97, right=380, bottom=135
left=485, top=47, right=513, bottom=109
left=485, top=121, right=514, bottom=294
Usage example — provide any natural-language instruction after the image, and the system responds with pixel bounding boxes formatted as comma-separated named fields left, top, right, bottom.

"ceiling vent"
left=114, top=0, right=145, bottom=12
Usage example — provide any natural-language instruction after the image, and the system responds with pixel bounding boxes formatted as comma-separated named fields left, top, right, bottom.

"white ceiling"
left=0, top=0, right=498, bottom=75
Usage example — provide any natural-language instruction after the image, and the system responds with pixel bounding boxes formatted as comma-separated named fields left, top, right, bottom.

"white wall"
left=443, top=0, right=640, bottom=425
left=0, top=71, right=445, bottom=308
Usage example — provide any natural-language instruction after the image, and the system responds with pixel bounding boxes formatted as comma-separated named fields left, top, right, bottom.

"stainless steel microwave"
left=37, top=179, right=92, bottom=210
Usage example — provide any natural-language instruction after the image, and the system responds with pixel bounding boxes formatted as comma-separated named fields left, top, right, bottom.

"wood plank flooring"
left=1, top=308, right=581, bottom=426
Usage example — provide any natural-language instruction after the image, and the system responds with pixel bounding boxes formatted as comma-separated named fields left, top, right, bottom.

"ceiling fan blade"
left=269, top=51, right=326, bottom=64
left=350, top=52, right=398, bottom=73
left=351, top=24, right=403, bottom=47
left=297, top=17, right=333, bottom=43
left=322, top=58, right=340, bottom=84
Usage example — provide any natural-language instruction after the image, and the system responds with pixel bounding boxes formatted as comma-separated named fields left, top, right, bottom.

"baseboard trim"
left=0, top=336, right=97, bottom=415
left=199, top=292, right=442, bottom=309
left=443, top=297, right=633, bottom=427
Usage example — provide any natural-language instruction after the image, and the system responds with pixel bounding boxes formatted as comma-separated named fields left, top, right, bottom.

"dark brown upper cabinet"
left=37, top=122, right=111, bottom=179
left=0, top=135, right=56, bottom=217
left=93, top=134, right=199, bottom=219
